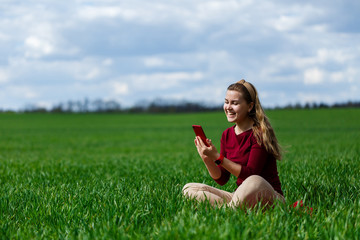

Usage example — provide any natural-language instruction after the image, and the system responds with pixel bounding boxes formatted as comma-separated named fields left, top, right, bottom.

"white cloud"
left=304, top=68, right=324, bottom=85
left=183, top=0, right=250, bottom=30
left=337, top=85, right=360, bottom=103
left=0, top=5, right=79, bottom=60
left=102, top=58, right=113, bottom=66
left=272, top=15, right=303, bottom=32
left=76, top=3, right=177, bottom=24
left=260, top=91, right=288, bottom=108
left=159, top=81, right=226, bottom=105
left=143, top=57, right=167, bottom=67
left=128, top=71, right=204, bottom=90
left=0, top=69, right=9, bottom=83
left=70, top=58, right=109, bottom=81
left=34, top=101, right=53, bottom=109
left=297, top=92, right=327, bottom=104
left=328, top=67, right=358, bottom=83
left=0, top=33, right=10, bottom=41
left=25, top=36, right=54, bottom=58
left=330, top=72, right=344, bottom=83
left=76, top=0, right=253, bottom=31
left=6, top=86, right=38, bottom=99
left=112, top=82, right=129, bottom=95
left=78, top=6, right=136, bottom=20
left=350, top=85, right=358, bottom=93
left=316, top=48, right=355, bottom=64
left=346, top=67, right=357, bottom=83
left=291, top=47, right=357, bottom=70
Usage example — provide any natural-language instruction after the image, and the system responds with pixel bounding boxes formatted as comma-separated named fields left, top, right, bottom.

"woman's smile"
left=226, top=111, right=237, bottom=119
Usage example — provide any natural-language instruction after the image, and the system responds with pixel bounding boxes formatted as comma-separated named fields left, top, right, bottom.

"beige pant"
left=182, top=175, right=285, bottom=208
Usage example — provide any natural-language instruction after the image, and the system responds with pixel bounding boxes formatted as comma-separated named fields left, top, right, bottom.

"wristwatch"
left=214, top=154, right=224, bottom=165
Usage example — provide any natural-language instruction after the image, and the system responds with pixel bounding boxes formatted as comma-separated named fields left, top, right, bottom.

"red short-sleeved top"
left=214, top=126, right=283, bottom=195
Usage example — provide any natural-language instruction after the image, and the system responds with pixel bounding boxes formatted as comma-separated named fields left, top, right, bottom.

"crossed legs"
left=182, top=175, right=285, bottom=208
left=182, top=182, right=233, bottom=206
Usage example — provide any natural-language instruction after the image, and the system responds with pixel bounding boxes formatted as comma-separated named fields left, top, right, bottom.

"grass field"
left=0, top=109, right=359, bottom=239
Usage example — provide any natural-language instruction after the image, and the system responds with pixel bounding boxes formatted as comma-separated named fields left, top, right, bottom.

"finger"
left=196, top=136, right=205, bottom=147
left=207, top=138, right=214, bottom=147
left=194, top=138, right=199, bottom=146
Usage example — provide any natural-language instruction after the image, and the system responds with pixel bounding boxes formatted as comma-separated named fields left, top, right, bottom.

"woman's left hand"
left=195, top=136, right=220, bottom=161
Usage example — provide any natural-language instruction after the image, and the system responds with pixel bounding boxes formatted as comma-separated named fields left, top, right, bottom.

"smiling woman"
left=183, top=79, right=285, bottom=209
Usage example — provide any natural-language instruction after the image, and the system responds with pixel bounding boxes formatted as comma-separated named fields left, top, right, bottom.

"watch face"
left=215, top=160, right=221, bottom=165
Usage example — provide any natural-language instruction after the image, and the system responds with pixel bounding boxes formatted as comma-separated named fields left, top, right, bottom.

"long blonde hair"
left=227, top=80, right=283, bottom=160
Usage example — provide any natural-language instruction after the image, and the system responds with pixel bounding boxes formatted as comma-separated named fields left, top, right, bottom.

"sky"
left=0, top=0, right=359, bottom=110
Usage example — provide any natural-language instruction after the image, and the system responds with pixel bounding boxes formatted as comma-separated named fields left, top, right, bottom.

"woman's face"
left=223, top=90, right=253, bottom=124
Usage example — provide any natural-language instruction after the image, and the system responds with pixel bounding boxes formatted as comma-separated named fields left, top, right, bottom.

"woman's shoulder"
left=248, top=130, right=258, bottom=144
left=222, top=126, right=255, bottom=140
left=248, top=129, right=266, bottom=148
left=222, top=125, right=236, bottom=136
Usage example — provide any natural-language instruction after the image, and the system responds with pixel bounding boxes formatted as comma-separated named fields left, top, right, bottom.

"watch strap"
left=215, top=154, right=224, bottom=165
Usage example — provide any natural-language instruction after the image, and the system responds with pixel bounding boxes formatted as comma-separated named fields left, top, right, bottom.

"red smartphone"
left=192, top=125, right=210, bottom=147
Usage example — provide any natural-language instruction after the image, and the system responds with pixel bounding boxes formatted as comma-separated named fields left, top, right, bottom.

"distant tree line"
left=10, top=98, right=221, bottom=113
left=274, top=101, right=360, bottom=110
left=1, top=99, right=360, bottom=113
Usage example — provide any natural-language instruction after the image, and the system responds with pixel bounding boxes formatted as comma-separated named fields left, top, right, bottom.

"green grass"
left=0, top=109, right=359, bottom=239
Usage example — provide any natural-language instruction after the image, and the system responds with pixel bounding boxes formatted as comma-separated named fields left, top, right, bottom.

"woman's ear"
left=248, top=102, right=254, bottom=112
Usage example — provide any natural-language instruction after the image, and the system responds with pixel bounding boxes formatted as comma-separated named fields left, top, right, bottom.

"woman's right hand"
left=194, top=137, right=213, bottom=163
left=194, top=136, right=222, bottom=179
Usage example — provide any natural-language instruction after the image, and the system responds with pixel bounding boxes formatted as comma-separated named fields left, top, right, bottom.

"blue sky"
left=0, top=0, right=359, bottom=110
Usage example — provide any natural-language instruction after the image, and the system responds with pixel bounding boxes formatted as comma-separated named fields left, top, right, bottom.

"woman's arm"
left=202, top=157, right=222, bottom=180
left=194, top=137, right=221, bottom=179
left=218, top=157, right=242, bottom=178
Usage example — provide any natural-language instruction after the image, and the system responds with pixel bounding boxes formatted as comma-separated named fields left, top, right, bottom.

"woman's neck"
left=235, top=118, right=254, bottom=135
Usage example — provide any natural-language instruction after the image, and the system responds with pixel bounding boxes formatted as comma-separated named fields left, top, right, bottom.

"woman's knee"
left=229, top=175, right=275, bottom=208
left=242, top=175, right=275, bottom=196
left=242, top=175, right=267, bottom=189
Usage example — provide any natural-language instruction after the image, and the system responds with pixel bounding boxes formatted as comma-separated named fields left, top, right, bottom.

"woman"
left=183, top=79, right=285, bottom=209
